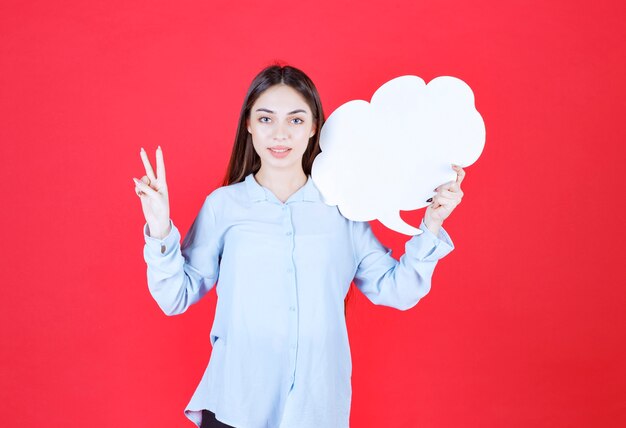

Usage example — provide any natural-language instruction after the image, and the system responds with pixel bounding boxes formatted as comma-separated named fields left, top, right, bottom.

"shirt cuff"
left=406, top=218, right=455, bottom=261
left=143, top=220, right=180, bottom=256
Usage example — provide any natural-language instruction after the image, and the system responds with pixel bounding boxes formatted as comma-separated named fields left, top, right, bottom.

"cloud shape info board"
left=311, top=75, right=485, bottom=235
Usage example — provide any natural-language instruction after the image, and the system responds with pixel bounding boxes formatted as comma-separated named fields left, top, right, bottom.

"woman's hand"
left=423, top=164, right=465, bottom=234
left=133, top=146, right=171, bottom=239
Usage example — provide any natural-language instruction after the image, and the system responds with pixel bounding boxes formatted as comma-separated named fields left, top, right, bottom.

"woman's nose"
left=273, top=122, right=288, bottom=140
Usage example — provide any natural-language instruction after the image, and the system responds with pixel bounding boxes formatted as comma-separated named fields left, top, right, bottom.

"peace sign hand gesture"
left=424, top=164, right=466, bottom=230
left=133, top=146, right=171, bottom=239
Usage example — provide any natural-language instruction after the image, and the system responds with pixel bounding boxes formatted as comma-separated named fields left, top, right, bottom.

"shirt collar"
left=244, top=173, right=321, bottom=203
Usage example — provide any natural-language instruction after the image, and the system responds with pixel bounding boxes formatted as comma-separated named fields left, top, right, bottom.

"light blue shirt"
left=143, top=173, right=454, bottom=428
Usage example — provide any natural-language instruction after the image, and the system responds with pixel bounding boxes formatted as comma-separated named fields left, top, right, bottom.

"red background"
left=1, top=0, right=625, bottom=426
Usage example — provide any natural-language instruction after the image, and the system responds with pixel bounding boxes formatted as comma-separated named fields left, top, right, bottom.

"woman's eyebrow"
left=255, top=108, right=308, bottom=115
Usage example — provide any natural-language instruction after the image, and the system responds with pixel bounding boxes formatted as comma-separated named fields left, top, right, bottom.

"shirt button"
left=289, top=306, right=295, bottom=311
left=286, top=231, right=292, bottom=236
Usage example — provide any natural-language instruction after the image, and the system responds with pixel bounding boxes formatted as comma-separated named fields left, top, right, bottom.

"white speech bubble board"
left=311, top=75, right=485, bottom=236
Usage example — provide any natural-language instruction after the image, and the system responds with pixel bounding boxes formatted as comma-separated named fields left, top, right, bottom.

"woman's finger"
left=441, top=185, right=464, bottom=198
left=434, top=180, right=455, bottom=193
left=439, top=189, right=462, bottom=201
left=155, top=146, right=166, bottom=181
left=452, top=164, right=466, bottom=186
left=133, top=177, right=158, bottom=197
left=140, top=148, right=157, bottom=182
left=448, top=180, right=461, bottom=193
left=433, top=193, right=448, bottom=208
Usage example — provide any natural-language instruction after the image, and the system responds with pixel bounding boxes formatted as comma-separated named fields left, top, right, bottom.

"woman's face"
left=247, top=84, right=316, bottom=173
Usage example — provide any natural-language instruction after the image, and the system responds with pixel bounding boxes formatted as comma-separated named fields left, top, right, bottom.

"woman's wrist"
left=147, top=219, right=172, bottom=240
left=423, top=217, right=443, bottom=237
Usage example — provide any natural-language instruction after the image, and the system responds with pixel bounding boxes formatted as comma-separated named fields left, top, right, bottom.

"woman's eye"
left=259, top=117, right=271, bottom=123
left=291, top=118, right=304, bottom=124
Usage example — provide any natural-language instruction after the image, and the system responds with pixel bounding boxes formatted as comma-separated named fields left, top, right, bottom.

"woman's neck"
left=254, top=167, right=308, bottom=203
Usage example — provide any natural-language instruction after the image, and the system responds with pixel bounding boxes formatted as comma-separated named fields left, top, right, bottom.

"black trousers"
left=200, top=409, right=236, bottom=428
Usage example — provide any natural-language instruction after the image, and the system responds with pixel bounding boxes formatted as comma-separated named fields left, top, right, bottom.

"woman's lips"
left=268, top=146, right=291, bottom=158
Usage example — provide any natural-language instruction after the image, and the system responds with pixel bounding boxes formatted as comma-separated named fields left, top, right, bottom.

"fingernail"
left=157, top=145, right=161, bottom=150
left=140, top=147, right=145, bottom=152
left=427, top=198, right=433, bottom=203
left=133, top=178, right=139, bottom=184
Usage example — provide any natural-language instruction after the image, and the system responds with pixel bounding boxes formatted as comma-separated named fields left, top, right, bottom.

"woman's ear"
left=246, top=118, right=251, bottom=134
left=309, top=124, right=316, bottom=138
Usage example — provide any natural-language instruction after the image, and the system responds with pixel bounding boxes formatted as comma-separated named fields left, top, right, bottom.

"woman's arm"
left=351, top=164, right=465, bottom=309
left=351, top=218, right=454, bottom=311
left=143, top=196, right=222, bottom=316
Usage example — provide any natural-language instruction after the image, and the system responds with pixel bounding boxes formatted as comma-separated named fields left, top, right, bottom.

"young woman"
left=133, top=65, right=465, bottom=428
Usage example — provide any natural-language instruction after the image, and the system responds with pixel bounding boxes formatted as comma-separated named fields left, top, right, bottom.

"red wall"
left=1, top=0, right=624, bottom=426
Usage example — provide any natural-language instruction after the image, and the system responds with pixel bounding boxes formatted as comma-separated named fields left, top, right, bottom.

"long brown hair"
left=222, top=64, right=325, bottom=186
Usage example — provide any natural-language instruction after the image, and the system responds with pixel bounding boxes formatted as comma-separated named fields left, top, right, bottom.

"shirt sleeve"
left=351, top=218, right=455, bottom=311
left=143, top=196, right=222, bottom=316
